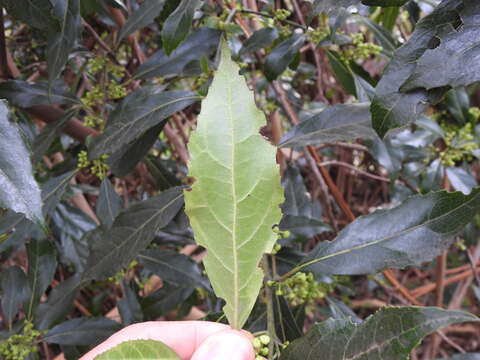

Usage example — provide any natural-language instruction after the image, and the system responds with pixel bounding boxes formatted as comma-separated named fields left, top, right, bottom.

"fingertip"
left=191, top=329, right=255, bottom=360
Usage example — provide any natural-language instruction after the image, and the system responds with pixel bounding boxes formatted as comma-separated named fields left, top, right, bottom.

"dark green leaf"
left=353, top=16, right=397, bottom=56
left=134, top=27, right=221, bottom=80
left=265, top=33, right=305, bottom=81
left=326, top=50, right=356, bottom=96
left=1, top=0, right=54, bottom=29
left=0, top=100, right=43, bottom=223
left=32, top=110, right=76, bottom=164
left=301, top=188, right=480, bottom=275
left=41, top=171, right=76, bottom=216
left=327, top=297, right=362, bottom=323
left=437, top=354, right=480, bottom=360
left=239, top=27, right=279, bottom=56
left=118, top=0, right=166, bottom=42
left=118, top=280, right=143, bottom=325
left=309, top=0, right=358, bottom=17
left=446, top=167, right=477, bottom=195
left=43, top=317, right=121, bottom=345
left=445, top=88, right=470, bottom=123
left=139, top=249, right=210, bottom=290
left=280, top=307, right=478, bottom=360
left=400, top=2, right=480, bottom=92
left=144, top=156, right=182, bottom=191
left=82, top=187, right=184, bottom=281
left=88, top=87, right=199, bottom=158
left=273, top=293, right=303, bottom=343
left=0, top=266, right=29, bottom=326
left=279, top=165, right=331, bottom=237
left=25, top=238, right=57, bottom=319
left=279, top=103, right=375, bottom=148
left=380, top=6, right=400, bottom=31
left=141, top=283, right=193, bottom=320
left=0, top=80, right=79, bottom=107
left=47, top=0, right=81, bottom=82
left=94, top=339, right=180, bottom=360
left=96, top=178, right=122, bottom=228
left=161, top=0, right=202, bottom=55
left=108, top=123, right=165, bottom=178
left=371, top=0, right=463, bottom=137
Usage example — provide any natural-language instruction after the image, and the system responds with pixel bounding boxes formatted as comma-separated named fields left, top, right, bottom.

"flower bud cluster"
left=0, top=321, right=44, bottom=360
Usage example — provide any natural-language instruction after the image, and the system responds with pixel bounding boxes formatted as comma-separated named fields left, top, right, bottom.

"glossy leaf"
left=94, top=339, right=180, bottom=360
left=400, top=2, right=480, bottom=92
left=0, top=80, right=79, bottom=107
left=239, top=27, right=279, bottom=56
left=139, top=249, right=210, bottom=289
left=161, top=0, right=202, bottom=55
left=25, top=238, right=57, bottom=319
left=47, top=0, right=81, bottom=82
left=327, top=50, right=356, bottom=96
left=134, top=27, right=221, bottom=80
left=446, top=167, right=477, bottom=195
left=96, top=178, right=122, bottom=228
left=280, top=307, right=479, bottom=360
left=300, top=188, right=480, bottom=275
left=82, top=187, right=184, bottom=281
left=0, top=100, right=43, bottom=223
left=88, top=87, right=199, bottom=159
left=279, top=165, right=331, bottom=237
left=265, top=33, right=305, bottom=81
left=43, top=317, right=121, bottom=345
left=279, top=103, right=375, bottom=148
left=41, top=171, right=76, bottom=216
left=371, top=0, right=464, bottom=137
left=118, top=0, right=165, bottom=42
left=1, top=0, right=54, bottom=29
left=184, top=42, right=283, bottom=329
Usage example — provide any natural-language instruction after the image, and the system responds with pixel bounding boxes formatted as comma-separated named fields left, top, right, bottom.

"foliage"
left=0, top=0, right=480, bottom=359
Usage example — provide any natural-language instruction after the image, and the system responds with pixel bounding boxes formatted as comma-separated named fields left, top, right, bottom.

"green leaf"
left=0, top=266, right=29, bottom=326
left=134, top=27, right=221, bottom=80
left=94, top=339, right=180, bottom=360
left=264, top=33, right=305, bottom=81
left=0, top=80, right=79, bottom=107
left=82, top=187, right=184, bottom=281
left=279, top=103, right=375, bottom=148
left=309, top=0, right=358, bottom=17
left=1, top=0, right=54, bottom=29
left=400, top=2, right=480, bottom=92
left=0, top=100, right=43, bottom=223
left=118, top=280, right=143, bottom=325
left=446, top=167, right=477, bottom=195
left=280, top=307, right=479, bottom=360
left=371, top=0, right=464, bottom=137
left=161, top=0, right=202, bottom=55
left=41, top=170, right=76, bottom=216
left=118, top=0, right=166, bottom=42
left=88, top=87, right=199, bottom=159
left=353, top=16, right=398, bottom=56
left=437, top=355, right=480, bottom=360
left=25, top=238, right=57, bottom=319
left=239, top=27, right=279, bottom=56
left=279, top=165, right=331, bottom=237
left=43, top=317, right=121, bottom=346
left=326, top=50, right=357, bottom=96
left=141, top=283, right=193, bottom=320
left=47, top=0, right=81, bottom=82
left=299, top=188, right=480, bottom=275
left=96, top=178, right=122, bottom=228
left=139, top=249, right=210, bottom=290
left=184, top=42, right=283, bottom=329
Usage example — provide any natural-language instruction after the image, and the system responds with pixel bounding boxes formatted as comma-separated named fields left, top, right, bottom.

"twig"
left=318, top=160, right=390, bottom=183
left=0, top=10, right=10, bottom=79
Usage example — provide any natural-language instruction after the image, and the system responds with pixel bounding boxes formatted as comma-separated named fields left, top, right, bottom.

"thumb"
left=191, top=329, right=255, bottom=360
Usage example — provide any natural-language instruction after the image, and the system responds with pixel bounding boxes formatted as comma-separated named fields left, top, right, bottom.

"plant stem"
left=238, top=9, right=308, bottom=31
left=262, top=255, right=276, bottom=360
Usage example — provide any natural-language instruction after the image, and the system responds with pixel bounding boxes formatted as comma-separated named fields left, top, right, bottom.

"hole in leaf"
left=427, top=36, right=441, bottom=49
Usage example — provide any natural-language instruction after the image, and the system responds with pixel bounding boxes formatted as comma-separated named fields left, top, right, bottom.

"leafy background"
left=0, top=0, right=480, bottom=359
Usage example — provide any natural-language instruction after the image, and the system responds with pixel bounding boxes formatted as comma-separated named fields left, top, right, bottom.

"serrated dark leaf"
left=82, top=187, right=184, bottom=281
left=43, top=317, right=121, bottom=345
left=118, top=0, right=166, bottom=42
left=0, top=100, right=43, bottom=223
left=161, top=0, right=202, bottom=55
left=239, top=27, right=279, bottom=56
left=96, top=178, right=122, bottom=228
left=0, top=80, right=79, bottom=107
left=88, top=87, right=199, bottom=158
left=280, top=307, right=478, bottom=360
left=0, top=266, right=29, bottom=326
left=371, top=0, right=464, bottom=137
left=279, top=103, right=375, bottom=148
left=25, top=238, right=57, bottom=319
left=446, top=167, right=478, bottom=195
left=265, top=33, right=305, bottom=81
left=47, top=0, right=81, bottom=82
left=139, top=249, right=210, bottom=290
left=133, top=27, right=221, bottom=80
left=302, top=188, right=480, bottom=275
